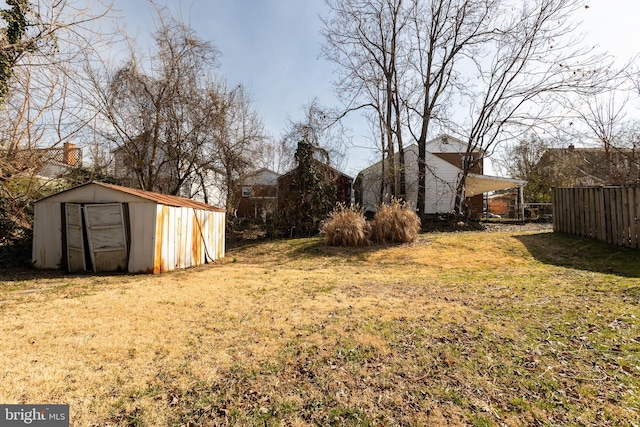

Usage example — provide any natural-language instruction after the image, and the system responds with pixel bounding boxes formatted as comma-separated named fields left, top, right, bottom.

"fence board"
left=553, top=185, right=640, bottom=250
left=633, top=187, right=640, bottom=249
left=622, top=188, right=631, bottom=247
left=587, top=188, right=596, bottom=239
left=597, top=187, right=606, bottom=241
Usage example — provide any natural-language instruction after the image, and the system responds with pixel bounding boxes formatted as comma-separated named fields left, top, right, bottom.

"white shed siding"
left=128, top=202, right=158, bottom=273
left=215, top=210, right=226, bottom=259
left=197, top=210, right=210, bottom=264
left=207, top=211, right=216, bottom=258
left=152, top=204, right=225, bottom=273
left=32, top=202, right=63, bottom=269
left=178, top=207, right=190, bottom=269
left=33, top=182, right=225, bottom=274
left=168, top=206, right=177, bottom=270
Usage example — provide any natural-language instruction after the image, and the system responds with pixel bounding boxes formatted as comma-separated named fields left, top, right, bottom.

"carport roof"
left=36, top=181, right=226, bottom=212
left=465, top=174, right=527, bottom=197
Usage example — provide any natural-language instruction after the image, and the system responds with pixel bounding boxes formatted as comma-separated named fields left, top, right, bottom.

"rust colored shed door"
left=83, top=203, right=128, bottom=272
left=65, top=203, right=86, bottom=272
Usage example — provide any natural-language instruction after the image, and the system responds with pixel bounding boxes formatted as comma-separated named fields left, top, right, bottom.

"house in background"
left=356, top=135, right=526, bottom=218
left=277, top=162, right=352, bottom=208
left=110, top=144, right=226, bottom=208
left=5, top=142, right=82, bottom=180
left=35, top=142, right=82, bottom=178
left=277, top=161, right=353, bottom=234
left=537, top=144, right=640, bottom=187
left=233, top=168, right=281, bottom=221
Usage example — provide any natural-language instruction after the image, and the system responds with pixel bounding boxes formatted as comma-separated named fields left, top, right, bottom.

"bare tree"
left=323, top=0, right=497, bottom=216
left=208, top=82, right=267, bottom=210
left=86, top=7, right=222, bottom=195
left=452, top=0, right=614, bottom=217
left=322, top=0, right=410, bottom=201
left=0, top=0, right=112, bottom=236
left=574, top=91, right=637, bottom=182
left=498, top=133, right=554, bottom=202
left=407, top=0, right=496, bottom=217
left=279, top=99, right=347, bottom=173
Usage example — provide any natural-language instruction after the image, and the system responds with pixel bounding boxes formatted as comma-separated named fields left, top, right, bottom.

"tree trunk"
left=416, top=137, right=426, bottom=218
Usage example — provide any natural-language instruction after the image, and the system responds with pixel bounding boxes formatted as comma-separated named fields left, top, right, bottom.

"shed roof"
left=36, top=181, right=225, bottom=212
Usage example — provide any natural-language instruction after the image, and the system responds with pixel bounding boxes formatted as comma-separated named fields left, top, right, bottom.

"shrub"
left=320, top=204, right=369, bottom=247
left=370, top=199, right=421, bottom=244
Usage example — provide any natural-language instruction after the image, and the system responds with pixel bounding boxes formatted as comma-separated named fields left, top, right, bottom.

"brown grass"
left=1, top=228, right=639, bottom=426
left=369, top=199, right=421, bottom=244
left=320, top=204, right=369, bottom=247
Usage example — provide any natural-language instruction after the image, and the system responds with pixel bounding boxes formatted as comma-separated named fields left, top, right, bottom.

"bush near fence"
left=553, top=185, right=640, bottom=249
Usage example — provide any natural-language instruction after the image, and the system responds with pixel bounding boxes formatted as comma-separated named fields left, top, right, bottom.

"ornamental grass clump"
left=370, top=199, right=421, bottom=244
left=320, top=203, right=370, bottom=247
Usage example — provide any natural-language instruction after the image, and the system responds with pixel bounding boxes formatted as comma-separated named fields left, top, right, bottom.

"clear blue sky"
left=110, top=0, right=640, bottom=177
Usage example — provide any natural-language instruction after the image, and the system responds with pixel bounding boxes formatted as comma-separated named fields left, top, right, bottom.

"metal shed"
left=32, top=182, right=225, bottom=273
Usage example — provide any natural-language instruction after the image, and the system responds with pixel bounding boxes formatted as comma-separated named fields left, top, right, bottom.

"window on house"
left=242, top=186, right=252, bottom=197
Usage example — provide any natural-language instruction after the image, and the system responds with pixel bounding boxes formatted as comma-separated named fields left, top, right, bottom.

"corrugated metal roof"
left=98, top=183, right=226, bottom=212
left=36, top=181, right=225, bottom=212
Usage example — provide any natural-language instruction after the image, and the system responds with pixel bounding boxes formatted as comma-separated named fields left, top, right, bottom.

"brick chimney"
left=63, top=142, right=79, bottom=166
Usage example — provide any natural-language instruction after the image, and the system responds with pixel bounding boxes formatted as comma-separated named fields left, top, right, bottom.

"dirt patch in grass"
left=0, top=227, right=638, bottom=426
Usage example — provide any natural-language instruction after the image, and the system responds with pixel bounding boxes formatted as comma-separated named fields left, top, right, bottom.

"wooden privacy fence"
left=553, top=185, right=640, bottom=249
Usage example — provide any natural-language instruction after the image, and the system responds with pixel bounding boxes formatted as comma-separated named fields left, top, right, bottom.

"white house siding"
left=423, top=154, right=460, bottom=213
left=179, top=170, right=226, bottom=208
left=359, top=144, right=463, bottom=214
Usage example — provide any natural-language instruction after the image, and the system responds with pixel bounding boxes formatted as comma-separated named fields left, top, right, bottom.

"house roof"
left=358, top=134, right=482, bottom=175
left=238, top=168, right=281, bottom=185
left=278, top=161, right=353, bottom=181
left=36, top=181, right=226, bottom=212
left=425, top=134, right=471, bottom=152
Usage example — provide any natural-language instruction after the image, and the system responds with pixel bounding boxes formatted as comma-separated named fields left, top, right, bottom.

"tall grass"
left=369, top=199, right=421, bottom=244
left=320, top=204, right=370, bottom=247
left=321, top=200, right=421, bottom=246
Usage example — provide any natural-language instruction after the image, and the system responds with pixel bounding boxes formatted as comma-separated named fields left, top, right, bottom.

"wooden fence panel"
left=553, top=185, right=640, bottom=249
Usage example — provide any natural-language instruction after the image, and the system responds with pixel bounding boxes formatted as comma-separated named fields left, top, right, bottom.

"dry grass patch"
left=320, top=204, right=369, bottom=247
left=1, top=228, right=639, bottom=425
left=369, top=199, right=421, bottom=244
